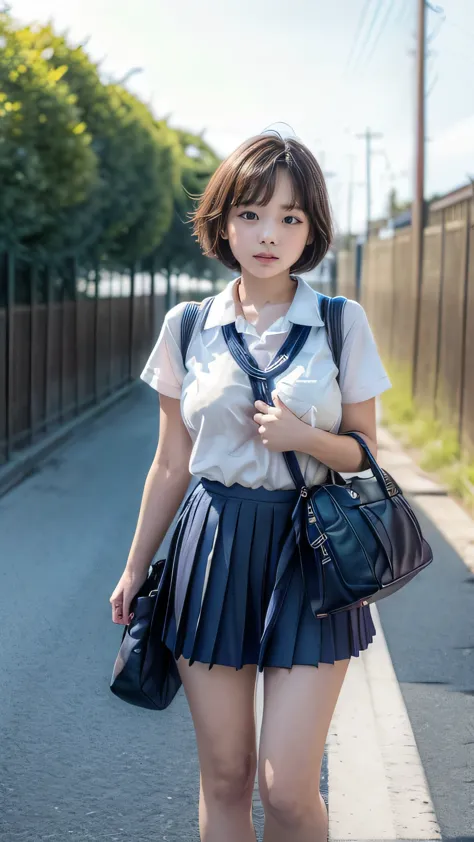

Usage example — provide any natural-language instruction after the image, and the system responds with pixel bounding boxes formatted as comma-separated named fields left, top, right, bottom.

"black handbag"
left=221, top=292, right=434, bottom=618
left=110, top=554, right=182, bottom=709
left=108, top=300, right=215, bottom=710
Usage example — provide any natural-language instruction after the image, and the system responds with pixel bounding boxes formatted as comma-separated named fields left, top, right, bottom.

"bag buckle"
left=310, top=532, right=327, bottom=550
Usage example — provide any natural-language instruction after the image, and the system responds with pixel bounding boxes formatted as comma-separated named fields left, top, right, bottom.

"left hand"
left=253, top=394, right=306, bottom=453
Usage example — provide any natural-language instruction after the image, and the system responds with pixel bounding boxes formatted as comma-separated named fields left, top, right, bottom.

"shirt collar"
left=203, top=274, right=324, bottom=330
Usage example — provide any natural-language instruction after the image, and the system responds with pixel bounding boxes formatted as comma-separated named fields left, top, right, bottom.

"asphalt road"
left=0, top=384, right=472, bottom=841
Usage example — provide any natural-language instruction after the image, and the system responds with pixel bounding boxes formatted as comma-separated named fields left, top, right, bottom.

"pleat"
left=173, top=485, right=210, bottom=637
left=357, top=604, right=369, bottom=651
left=348, top=609, right=359, bottom=656
left=162, top=485, right=208, bottom=653
left=181, top=496, right=223, bottom=663
left=191, top=497, right=241, bottom=667
left=161, top=488, right=202, bottom=644
left=331, top=611, right=351, bottom=661
left=258, top=504, right=299, bottom=669
left=251, top=502, right=275, bottom=642
left=211, top=500, right=257, bottom=669
left=261, top=500, right=320, bottom=669
left=281, top=557, right=307, bottom=668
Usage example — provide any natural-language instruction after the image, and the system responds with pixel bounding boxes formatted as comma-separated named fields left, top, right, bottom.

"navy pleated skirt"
left=161, top=478, right=376, bottom=671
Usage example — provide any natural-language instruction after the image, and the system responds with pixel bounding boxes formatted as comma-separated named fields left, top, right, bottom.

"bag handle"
left=342, top=431, right=391, bottom=498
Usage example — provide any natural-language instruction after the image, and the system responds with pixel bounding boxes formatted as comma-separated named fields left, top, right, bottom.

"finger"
left=273, top=393, right=296, bottom=416
left=273, top=393, right=287, bottom=409
left=111, top=597, right=132, bottom=625
left=253, top=412, right=265, bottom=425
left=254, top=400, right=270, bottom=413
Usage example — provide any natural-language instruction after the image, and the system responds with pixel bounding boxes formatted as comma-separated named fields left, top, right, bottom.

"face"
left=221, top=167, right=313, bottom=279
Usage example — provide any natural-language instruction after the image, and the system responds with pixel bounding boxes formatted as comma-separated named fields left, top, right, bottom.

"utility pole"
left=346, top=154, right=356, bottom=246
left=412, top=0, right=427, bottom=397
left=356, top=128, right=383, bottom=241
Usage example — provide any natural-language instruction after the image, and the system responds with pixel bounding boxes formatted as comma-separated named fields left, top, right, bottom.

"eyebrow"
left=240, top=201, right=303, bottom=211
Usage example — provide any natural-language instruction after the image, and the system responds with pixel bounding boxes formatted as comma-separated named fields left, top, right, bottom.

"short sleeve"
left=338, top=300, right=391, bottom=404
left=140, top=302, right=188, bottom=398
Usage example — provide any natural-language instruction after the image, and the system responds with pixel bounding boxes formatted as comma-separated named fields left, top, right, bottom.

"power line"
left=361, top=1, right=395, bottom=69
left=344, top=0, right=374, bottom=75
left=350, top=0, right=387, bottom=72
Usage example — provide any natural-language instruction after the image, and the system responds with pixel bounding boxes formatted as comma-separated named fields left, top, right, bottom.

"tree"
left=19, top=22, right=178, bottom=264
left=387, top=186, right=411, bottom=218
left=0, top=12, right=98, bottom=256
left=148, top=129, right=223, bottom=299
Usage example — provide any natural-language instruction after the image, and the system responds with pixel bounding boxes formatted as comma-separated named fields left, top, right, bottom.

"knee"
left=260, top=778, right=320, bottom=828
left=205, top=753, right=256, bottom=806
left=263, top=787, right=307, bottom=827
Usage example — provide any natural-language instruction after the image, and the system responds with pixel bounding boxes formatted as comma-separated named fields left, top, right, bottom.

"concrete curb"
left=0, top=382, right=138, bottom=500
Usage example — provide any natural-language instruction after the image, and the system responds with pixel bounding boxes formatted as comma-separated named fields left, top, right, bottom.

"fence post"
left=44, top=263, right=53, bottom=430
left=5, top=250, right=15, bottom=461
left=458, top=202, right=472, bottom=443
left=93, top=264, right=100, bottom=404
left=71, top=256, right=79, bottom=416
left=433, top=210, right=446, bottom=420
left=108, top=269, right=113, bottom=396
left=29, top=261, right=38, bottom=444
left=58, top=265, right=65, bottom=424
left=128, top=263, right=136, bottom=382
left=149, top=255, right=155, bottom=346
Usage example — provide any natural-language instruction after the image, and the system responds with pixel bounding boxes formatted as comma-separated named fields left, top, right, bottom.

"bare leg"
left=176, top=657, right=258, bottom=842
left=258, top=659, right=350, bottom=842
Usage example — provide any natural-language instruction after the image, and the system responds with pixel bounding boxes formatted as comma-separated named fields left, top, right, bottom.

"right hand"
left=109, top=567, right=149, bottom=625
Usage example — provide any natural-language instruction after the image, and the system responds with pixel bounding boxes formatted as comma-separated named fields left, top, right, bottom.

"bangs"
left=232, top=158, right=306, bottom=212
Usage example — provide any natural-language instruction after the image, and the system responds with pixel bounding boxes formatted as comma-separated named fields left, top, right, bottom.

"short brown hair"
left=190, top=134, right=334, bottom=274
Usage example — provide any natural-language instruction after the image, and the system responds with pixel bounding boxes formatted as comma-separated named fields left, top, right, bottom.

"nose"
left=259, top=221, right=277, bottom=244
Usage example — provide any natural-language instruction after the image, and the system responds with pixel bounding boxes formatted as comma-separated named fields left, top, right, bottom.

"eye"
left=238, top=211, right=303, bottom=224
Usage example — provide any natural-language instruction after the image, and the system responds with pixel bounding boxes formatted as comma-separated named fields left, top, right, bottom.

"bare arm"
left=295, top=397, right=378, bottom=473
left=253, top=396, right=378, bottom=474
left=110, top=393, right=192, bottom=623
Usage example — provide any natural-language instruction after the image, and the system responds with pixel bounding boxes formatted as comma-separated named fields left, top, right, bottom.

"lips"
left=254, top=254, right=278, bottom=260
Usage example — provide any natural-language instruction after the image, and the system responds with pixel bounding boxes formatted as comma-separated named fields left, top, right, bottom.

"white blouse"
left=140, top=275, right=391, bottom=491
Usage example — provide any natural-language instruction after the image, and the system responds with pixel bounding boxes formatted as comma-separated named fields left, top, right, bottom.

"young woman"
left=110, top=133, right=391, bottom=842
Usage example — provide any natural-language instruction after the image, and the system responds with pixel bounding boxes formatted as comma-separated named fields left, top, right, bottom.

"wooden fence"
left=337, top=187, right=474, bottom=456
left=0, top=252, right=208, bottom=465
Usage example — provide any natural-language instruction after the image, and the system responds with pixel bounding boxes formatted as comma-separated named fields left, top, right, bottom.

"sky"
left=8, top=0, right=474, bottom=235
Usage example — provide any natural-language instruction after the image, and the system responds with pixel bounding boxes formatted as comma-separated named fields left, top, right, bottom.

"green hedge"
left=382, top=363, right=474, bottom=514
left=0, top=11, right=222, bottom=275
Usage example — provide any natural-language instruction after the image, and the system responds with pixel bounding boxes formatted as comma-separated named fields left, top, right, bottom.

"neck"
left=237, top=268, right=298, bottom=309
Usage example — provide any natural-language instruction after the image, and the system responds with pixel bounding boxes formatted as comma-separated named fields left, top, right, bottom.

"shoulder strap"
left=282, top=293, right=347, bottom=493
left=180, top=296, right=215, bottom=366
left=317, top=293, right=347, bottom=378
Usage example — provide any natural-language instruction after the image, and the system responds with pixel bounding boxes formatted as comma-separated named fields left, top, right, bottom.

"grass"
left=381, top=364, right=474, bottom=515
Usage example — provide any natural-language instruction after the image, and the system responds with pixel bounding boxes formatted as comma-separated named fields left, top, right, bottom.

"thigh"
left=258, top=660, right=350, bottom=798
left=177, top=657, right=258, bottom=788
